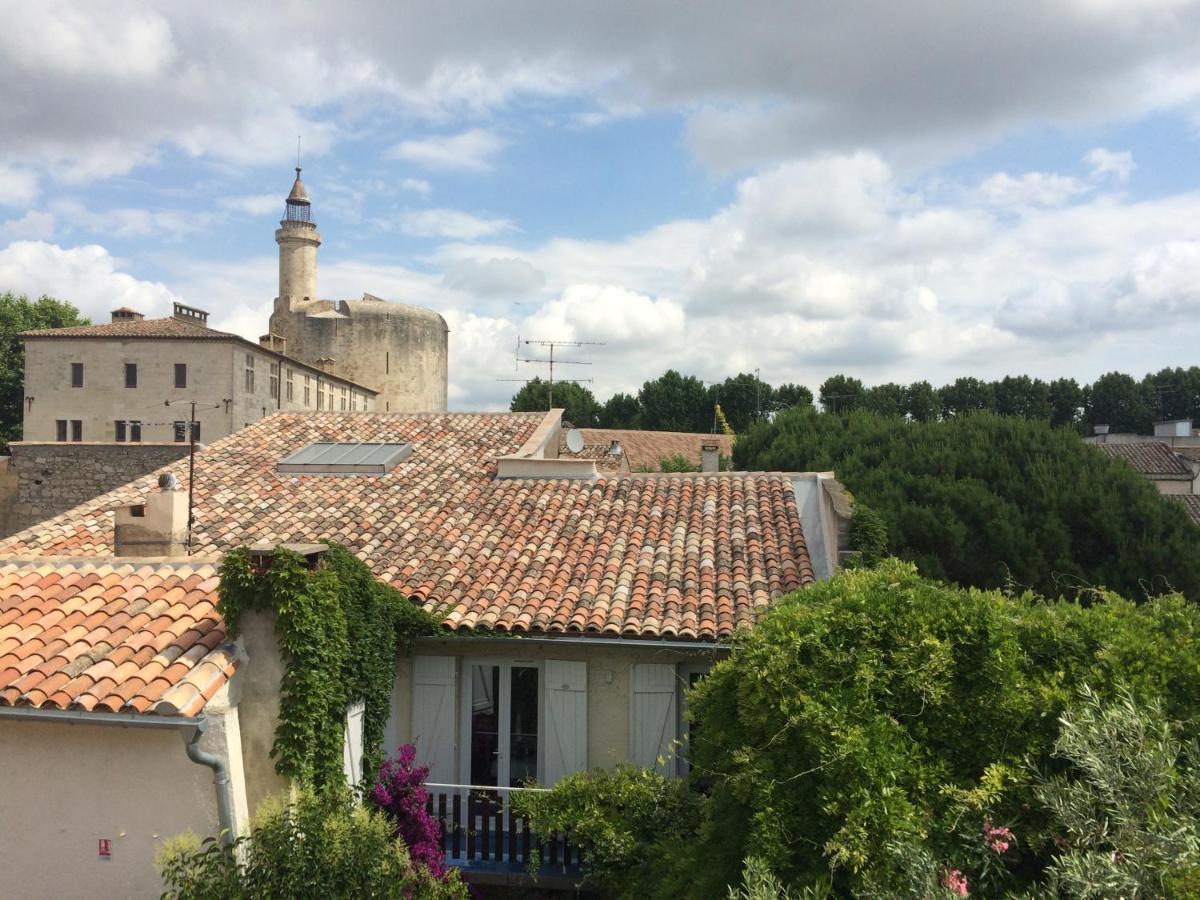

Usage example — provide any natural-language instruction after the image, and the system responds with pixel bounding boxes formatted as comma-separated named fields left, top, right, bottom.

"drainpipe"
left=183, top=718, right=236, bottom=848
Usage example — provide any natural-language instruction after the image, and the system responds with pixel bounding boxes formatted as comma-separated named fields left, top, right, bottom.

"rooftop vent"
left=173, top=302, right=209, bottom=326
left=277, top=441, right=412, bottom=475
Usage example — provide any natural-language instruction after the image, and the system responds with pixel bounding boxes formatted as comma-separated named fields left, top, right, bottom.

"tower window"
left=175, top=363, right=187, bottom=388
left=125, top=363, right=137, bottom=388
left=71, top=363, right=83, bottom=387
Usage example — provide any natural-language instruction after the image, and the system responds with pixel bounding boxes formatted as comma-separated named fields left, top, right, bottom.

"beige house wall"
left=0, top=701, right=245, bottom=900
left=22, top=336, right=376, bottom=446
left=1153, top=477, right=1194, bottom=496
left=384, top=638, right=720, bottom=780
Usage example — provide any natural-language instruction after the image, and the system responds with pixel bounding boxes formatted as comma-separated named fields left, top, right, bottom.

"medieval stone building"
left=268, top=169, right=449, bottom=413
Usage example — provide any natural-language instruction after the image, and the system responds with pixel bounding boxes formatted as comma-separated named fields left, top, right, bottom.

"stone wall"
left=6, top=442, right=189, bottom=535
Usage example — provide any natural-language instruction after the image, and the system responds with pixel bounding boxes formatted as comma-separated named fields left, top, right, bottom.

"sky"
left=2, top=2, right=1200, bottom=410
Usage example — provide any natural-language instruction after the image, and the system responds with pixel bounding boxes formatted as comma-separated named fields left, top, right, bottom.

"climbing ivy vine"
left=218, top=543, right=442, bottom=790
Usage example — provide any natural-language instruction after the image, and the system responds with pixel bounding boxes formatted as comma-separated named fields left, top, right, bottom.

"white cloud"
left=397, top=208, right=515, bottom=240
left=0, top=211, right=55, bottom=241
left=0, top=241, right=180, bottom=319
left=387, top=129, right=505, bottom=172
left=220, top=194, right=281, bottom=216
left=442, top=257, right=545, bottom=298
left=979, top=171, right=1090, bottom=208
left=0, top=164, right=38, bottom=207
left=1085, top=147, right=1136, bottom=182
left=400, top=178, right=432, bottom=196
left=525, top=285, right=685, bottom=346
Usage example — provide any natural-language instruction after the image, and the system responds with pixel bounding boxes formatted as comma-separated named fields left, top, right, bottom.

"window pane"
left=175, top=363, right=187, bottom=388
left=115, top=420, right=126, bottom=442
left=70, top=420, right=82, bottom=442
left=56, top=420, right=67, bottom=442
left=470, top=665, right=501, bottom=787
left=125, top=363, right=137, bottom=388
left=173, top=421, right=186, bottom=442
left=71, top=363, right=83, bottom=387
left=130, top=421, right=141, bottom=442
left=509, top=666, right=539, bottom=787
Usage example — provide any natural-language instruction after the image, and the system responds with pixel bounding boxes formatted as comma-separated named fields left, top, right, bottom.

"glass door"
left=466, top=662, right=539, bottom=788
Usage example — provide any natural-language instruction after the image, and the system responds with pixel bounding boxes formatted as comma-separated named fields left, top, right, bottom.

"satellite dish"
left=565, top=428, right=585, bottom=453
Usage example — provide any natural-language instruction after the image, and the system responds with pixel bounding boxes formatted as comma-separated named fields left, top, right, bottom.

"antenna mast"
left=500, top=337, right=605, bottom=410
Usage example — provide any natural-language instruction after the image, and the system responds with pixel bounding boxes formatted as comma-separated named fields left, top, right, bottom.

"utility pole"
left=163, top=399, right=221, bottom=553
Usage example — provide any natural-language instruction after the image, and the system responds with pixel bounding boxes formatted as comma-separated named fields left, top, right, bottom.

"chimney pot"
left=114, top=490, right=188, bottom=557
left=700, top=441, right=721, bottom=473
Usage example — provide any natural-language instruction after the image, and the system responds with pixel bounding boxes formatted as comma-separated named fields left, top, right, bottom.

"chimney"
left=1093, top=424, right=1110, bottom=443
left=700, top=441, right=721, bottom=473
left=172, top=302, right=209, bottom=326
left=110, top=307, right=144, bottom=323
left=114, top=489, right=188, bottom=557
left=259, top=333, right=287, bottom=354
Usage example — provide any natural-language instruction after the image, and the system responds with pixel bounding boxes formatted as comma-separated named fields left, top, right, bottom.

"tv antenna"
left=497, top=336, right=605, bottom=410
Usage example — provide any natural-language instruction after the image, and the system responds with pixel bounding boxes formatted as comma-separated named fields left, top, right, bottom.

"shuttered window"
left=543, top=659, right=587, bottom=786
left=630, top=663, right=678, bottom=774
left=411, top=656, right=457, bottom=785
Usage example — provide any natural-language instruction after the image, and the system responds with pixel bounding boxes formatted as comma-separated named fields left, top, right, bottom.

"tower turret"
left=275, top=167, right=321, bottom=304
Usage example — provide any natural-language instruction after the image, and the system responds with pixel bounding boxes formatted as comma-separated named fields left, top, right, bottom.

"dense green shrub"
left=157, top=787, right=467, bottom=900
left=683, top=561, right=1200, bottom=896
left=513, top=766, right=698, bottom=896
left=847, top=502, right=888, bottom=566
left=735, top=409, right=1200, bottom=600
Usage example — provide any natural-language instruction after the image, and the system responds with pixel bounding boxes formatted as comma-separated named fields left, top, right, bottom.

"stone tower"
left=269, top=169, right=449, bottom=413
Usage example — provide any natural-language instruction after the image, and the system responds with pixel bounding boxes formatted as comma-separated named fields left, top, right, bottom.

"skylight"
left=276, top=442, right=412, bottom=475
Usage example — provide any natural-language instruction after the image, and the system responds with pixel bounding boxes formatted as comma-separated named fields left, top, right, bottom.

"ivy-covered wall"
left=219, top=543, right=440, bottom=795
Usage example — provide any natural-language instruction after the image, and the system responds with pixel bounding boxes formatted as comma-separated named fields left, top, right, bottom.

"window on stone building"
left=175, top=363, right=187, bottom=388
left=286, top=368, right=294, bottom=402
left=130, top=420, right=142, bottom=442
left=71, top=362, right=83, bottom=387
left=269, top=363, right=279, bottom=398
left=70, top=420, right=82, bottom=442
left=173, top=420, right=201, bottom=443
left=56, top=419, right=67, bottom=442
left=303, top=374, right=311, bottom=406
left=317, top=383, right=325, bottom=411
left=244, top=354, right=255, bottom=393
left=125, top=363, right=137, bottom=388
left=340, top=387, right=348, bottom=411
left=115, top=420, right=126, bottom=442
left=350, top=392, right=358, bottom=412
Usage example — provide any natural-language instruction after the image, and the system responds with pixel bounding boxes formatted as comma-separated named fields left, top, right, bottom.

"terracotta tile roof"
left=1171, top=494, right=1200, bottom=526
left=1097, top=441, right=1194, bottom=478
left=0, top=558, right=235, bottom=717
left=0, top=412, right=814, bottom=641
left=578, top=429, right=734, bottom=472
left=21, top=316, right=237, bottom=340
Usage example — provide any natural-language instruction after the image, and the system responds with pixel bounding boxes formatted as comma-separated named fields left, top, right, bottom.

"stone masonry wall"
left=6, top=442, right=189, bottom=536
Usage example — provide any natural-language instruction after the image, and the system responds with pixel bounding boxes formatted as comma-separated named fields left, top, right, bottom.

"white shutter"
left=343, top=700, right=366, bottom=786
left=411, top=655, right=457, bottom=784
left=630, top=663, right=677, bottom=773
left=543, top=660, right=587, bottom=786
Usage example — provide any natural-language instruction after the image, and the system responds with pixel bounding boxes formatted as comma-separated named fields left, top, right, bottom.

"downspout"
left=182, top=719, right=236, bottom=848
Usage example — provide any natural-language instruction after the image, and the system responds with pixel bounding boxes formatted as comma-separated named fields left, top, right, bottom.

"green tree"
left=1048, top=377, right=1084, bottom=429
left=1084, top=371, right=1153, bottom=434
left=736, top=408, right=1200, bottom=599
left=0, top=292, right=89, bottom=449
left=599, top=391, right=642, bottom=428
left=818, top=374, right=866, bottom=414
left=1141, top=366, right=1200, bottom=424
left=510, top=376, right=600, bottom=426
left=638, top=369, right=709, bottom=432
left=862, top=382, right=906, bottom=417
left=992, top=374, right=1052, bottom=420
left=772, top=383, right=814, bottom=413
left=904, top=380, right=939, bottom=422
left=684, top=562, right=1200, bottom=896
left=709, top=372, right=771, bottom=434
left=939, top=377, right=994, bottom=418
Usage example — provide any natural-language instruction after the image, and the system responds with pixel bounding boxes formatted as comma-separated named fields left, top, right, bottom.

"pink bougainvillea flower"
left=942, top=867, right=968, bottom=897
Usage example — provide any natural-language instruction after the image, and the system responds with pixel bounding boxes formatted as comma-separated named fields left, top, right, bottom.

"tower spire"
left=276, top=163, right=320, bottom=303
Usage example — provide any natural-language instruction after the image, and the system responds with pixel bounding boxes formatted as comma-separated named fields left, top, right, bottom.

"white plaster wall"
left=0, top=719, right=223, bottom=900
